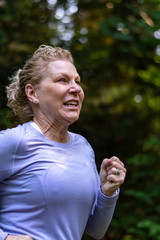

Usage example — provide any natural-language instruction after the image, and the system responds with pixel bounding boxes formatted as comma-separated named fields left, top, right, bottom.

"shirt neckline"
left=29, top=121, right=73, bottom=148
left=30, top=121, right=43, bottom=134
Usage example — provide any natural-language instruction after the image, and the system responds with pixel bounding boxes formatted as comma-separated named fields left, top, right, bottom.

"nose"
left=69, top=80, right=83, bottom=94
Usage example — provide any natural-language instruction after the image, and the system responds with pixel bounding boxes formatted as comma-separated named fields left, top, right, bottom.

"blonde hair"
left=6, top=45, right=74, bottom=123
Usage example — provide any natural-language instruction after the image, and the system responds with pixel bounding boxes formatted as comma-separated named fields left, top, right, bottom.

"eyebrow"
left=75, top=75, right=81, bottom=81
left=56, top=72, right=81, bottom=81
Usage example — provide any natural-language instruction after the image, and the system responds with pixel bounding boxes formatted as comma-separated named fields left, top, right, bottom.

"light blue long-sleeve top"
left=0, top=121, right=119, bottom=240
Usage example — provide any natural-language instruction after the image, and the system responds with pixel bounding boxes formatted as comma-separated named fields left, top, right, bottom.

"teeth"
left=65, top=101, right=77, bottom=106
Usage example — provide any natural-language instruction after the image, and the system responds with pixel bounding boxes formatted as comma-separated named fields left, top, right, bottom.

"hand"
left=100, top=156, right=126, bottom=196
left=5, top=235, right=33, bottom=240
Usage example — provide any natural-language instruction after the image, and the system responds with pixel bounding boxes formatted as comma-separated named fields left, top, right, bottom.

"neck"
left=33, top=118, right=69, bottom=143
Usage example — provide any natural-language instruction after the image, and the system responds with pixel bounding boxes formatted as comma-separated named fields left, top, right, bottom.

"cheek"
left=80, top=90, right=85, bottom=103
left=45, top=87, right=61, bottom=100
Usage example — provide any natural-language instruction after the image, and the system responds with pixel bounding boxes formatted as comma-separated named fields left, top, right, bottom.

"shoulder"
left=69, top=131, right=90, bottom=144
left=1, top=124, right=21, bottom=140
left=0, top=122, right=31, bottom=148
left=69, top=131, right=95, bottom=154
left=0, top=124, right=27, bottom=180
left=1, top=123, right=23, bottom=140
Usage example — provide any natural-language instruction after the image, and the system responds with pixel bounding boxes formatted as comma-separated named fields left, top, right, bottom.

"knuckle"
left=113, top=156, right=119, bottom=162
left=110, top=167, right=116, bottom=174
left=119, top=178, right=125, bottom=184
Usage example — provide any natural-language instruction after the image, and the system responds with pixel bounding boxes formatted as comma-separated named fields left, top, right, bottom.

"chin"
left=66, top=115, right=80, bottom=125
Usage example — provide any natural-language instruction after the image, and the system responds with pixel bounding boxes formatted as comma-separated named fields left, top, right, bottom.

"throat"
left=44, top=130, right=69, bottom=143
left=33, top=118, right=69, bottom=143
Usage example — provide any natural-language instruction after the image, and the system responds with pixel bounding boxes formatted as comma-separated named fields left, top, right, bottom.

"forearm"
left=0, top=229, right=33, bottom=240
left=5, top=235, right=32, bottom=240
left=86, top=189, right=119, bottom=239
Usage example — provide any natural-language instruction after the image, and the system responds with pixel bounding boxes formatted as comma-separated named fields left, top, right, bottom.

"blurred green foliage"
left=0, top=0, right=160, bottom=239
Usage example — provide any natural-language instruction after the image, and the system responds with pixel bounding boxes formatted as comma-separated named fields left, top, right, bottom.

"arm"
left=86, top=189, right=119, bottom=239
left=0, top=128, right=33, bottom=240
left=0, top=130, right=14, bottom=240
left=5, top=235, right=33, bottom=240
left=86, top=156, right=126, bottom=239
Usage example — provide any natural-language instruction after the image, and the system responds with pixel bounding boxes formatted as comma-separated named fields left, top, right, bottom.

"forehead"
left=47, top=60, right=78, bottom=76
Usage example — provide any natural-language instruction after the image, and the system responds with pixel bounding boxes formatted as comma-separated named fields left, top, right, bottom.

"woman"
left=0, top=45, right=126, bottom=240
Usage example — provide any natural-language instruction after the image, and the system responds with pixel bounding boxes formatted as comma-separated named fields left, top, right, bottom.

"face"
left=35, top=60, right=84, bottom=126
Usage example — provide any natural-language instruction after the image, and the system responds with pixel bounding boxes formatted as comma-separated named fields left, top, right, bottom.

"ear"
left=25, top=84, right=39, bottom=104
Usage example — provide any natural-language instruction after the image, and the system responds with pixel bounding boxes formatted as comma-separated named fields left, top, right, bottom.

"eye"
left=75, top=77, right=81, bottom=85
left=75, top=80, right=81, bottom=85
left=58, top=78, right=67, bottom=82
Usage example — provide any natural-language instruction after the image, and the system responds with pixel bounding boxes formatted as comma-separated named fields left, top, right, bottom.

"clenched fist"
left=100, top=156, right=126, bottom=196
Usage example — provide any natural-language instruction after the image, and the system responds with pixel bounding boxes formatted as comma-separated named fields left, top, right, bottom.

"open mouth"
left=64, top=101, right=78, bottom=107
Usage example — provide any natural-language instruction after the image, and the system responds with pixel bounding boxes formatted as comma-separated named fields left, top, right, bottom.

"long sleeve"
left=86, top=187, right=119, bottom=239
left=0, top=127, right=20, bottom=240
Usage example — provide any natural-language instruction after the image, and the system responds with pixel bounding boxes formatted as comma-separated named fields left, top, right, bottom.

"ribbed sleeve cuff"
left=97, top=188, right=120, bottom=208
